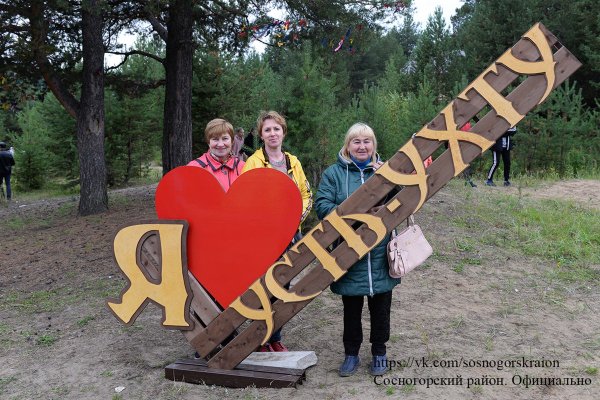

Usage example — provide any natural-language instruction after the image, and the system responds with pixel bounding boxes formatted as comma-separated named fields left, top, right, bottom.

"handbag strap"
left=392, top=214, right=415, bottom=237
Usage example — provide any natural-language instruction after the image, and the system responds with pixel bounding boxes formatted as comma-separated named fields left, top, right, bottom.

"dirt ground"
left=0, top=179, right=598, bottom=399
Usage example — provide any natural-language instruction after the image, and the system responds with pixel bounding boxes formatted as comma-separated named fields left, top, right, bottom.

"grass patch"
left=454, top=238, right=475, bottom=252
left=585, top=366, right=598, bottom=375
left=469, top=385, right=484, bottom=394
left=51, top=385, right=70, bottom=395
left=448, top=315, right=465, bottom=330
left=452, top=263, right=464, bottom=273
left=77, top=315, right=96, bottom=327
left=582, top=336, right=600, bottom=351
left=0, top=322, right=14, bottom=350
left=11, top=181, right=79, bottom=202
left=3, top=214, right=39, bottom=230
left=389, top=334, right=402, bottom=344
left=36, top=333, right=58, bottom=346
left=3, top=201, right=76, bottom=231
left=1, top=278, right=116, bottom=314
left=400, top=384, right=415, bottom=394
left=457, top=188, right=600, bottom=284
left=1, top=289, right=61, bottom=313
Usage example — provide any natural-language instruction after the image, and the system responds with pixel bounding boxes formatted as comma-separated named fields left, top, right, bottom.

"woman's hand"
left=372, top=160, right=384, bottom=170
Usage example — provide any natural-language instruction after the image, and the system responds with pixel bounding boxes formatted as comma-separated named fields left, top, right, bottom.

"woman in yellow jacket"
left=242, top=110, right=313, bottom=352
left=242, top=110, right=312, bottom=226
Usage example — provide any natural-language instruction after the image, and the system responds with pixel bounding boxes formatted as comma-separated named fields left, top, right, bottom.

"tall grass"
left=451, top=180, right=600, bottom=283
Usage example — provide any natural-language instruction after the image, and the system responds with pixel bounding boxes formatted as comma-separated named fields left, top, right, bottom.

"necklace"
left=270, top=156, right=285, bottom=167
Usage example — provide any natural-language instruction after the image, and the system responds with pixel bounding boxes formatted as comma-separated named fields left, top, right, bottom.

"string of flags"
left=239, top=2, right=407, bottom=53
left=239, top=19, right=309, bottom=48
left=321, top=25, right=364, bottom=54
left=384, top=1, right=408, bottom=13
left=239, top=19, right=366, bottom=54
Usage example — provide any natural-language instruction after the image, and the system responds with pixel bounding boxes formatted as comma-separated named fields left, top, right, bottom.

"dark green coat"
left=315, top=152, right=400, bottom=296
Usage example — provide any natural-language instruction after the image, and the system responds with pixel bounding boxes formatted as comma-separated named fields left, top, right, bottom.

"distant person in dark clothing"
left=232, top=127, right=246, bottom=160
left=241, top=127, right=257, bottom=159
left=0, top=141, right=15, bottom=200
left=486, top=126, right=517, bottom=187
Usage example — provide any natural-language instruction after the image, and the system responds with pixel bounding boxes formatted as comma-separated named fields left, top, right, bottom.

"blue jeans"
left=0, top=173, right=10, bottom=200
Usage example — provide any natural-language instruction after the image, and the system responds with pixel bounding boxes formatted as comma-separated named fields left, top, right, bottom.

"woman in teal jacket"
left=315, top=122, right=400, bottom=377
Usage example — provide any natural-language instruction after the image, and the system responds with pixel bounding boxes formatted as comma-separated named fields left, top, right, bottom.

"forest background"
left=1, top=0, right=599, bottom=216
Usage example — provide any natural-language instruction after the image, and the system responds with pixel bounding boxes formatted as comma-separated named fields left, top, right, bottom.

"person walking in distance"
left=0, top=142, right=15, bottom=201
left=486, top=126, right=517, bottom=187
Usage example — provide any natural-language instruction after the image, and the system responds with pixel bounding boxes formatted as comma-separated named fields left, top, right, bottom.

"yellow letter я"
left=106, top=223, right=192, bottom=329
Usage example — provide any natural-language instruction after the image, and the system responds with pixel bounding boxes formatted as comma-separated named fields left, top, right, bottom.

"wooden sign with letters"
left=106, top=23, right=581, bottom=380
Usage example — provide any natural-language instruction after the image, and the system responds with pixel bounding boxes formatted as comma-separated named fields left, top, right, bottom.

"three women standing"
left=189, top=116, right=397, bottom=374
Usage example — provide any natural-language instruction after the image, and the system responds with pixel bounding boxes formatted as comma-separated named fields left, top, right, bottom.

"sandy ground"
left=0, top=179, right=598, bottom=399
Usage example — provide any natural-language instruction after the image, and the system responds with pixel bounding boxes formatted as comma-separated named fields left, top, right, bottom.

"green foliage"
left=105, top=88, right=163, bottom=186
left=453, top=0, right=536, bottom=81
left=104, top=37, right=164, bottom=186
left=9, top=104, right=54, bottom=190
left=281, top=45, right=348, bottom=185
left=38, top=94, right=78, bottom=180
left=518, top=81, right=599, bottom=177
left=376, top=79, right=439, bottom=158
left=412, top=7, right=461, bottom=97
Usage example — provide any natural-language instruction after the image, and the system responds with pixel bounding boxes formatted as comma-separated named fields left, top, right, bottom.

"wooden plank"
left=203, top=23, right=582, bottom=370
left=165, top=361, right=303, bottom=388
left=175, top=358, right=306, bottom=377
left=187, top=272, right=221, bottom=325
left=139, top=231, right=161, bottom=279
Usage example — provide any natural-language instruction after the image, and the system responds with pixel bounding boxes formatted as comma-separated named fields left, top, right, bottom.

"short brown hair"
left=256, top=111, right=287, bottom=138
left=204, top=118, right=234, bottom=143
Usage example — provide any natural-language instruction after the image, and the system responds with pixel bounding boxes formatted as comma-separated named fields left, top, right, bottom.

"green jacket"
left=315, top=151, right=400, bottom=296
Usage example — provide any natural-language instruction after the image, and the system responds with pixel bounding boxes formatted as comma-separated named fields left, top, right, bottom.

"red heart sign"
left=155, top=166, right=302, bottom=308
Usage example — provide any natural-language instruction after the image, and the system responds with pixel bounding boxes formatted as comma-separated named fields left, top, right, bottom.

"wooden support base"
left=165, top=358, right=307, bottom=388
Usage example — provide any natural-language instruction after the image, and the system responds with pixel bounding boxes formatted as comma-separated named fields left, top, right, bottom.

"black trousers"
left=487, top=149, right=511, bottom=182
left=0, top=173, right=11, bottom=200
left=342, top=291, right=392, bottom=356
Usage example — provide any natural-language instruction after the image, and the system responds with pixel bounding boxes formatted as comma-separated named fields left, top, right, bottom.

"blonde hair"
left=341, top=122, right=378, bottom=163
left=256, top=110, right=287, bottom=138
left=204, top=118, right=234, bottom=143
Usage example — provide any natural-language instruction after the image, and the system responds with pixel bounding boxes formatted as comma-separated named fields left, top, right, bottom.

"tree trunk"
left=162, top=0, right=193, bottom=174
left=77, top=0, right=108, bottom=215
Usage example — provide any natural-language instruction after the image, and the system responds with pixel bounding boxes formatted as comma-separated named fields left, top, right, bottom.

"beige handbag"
left=388, top=215, right=433, bottom=278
